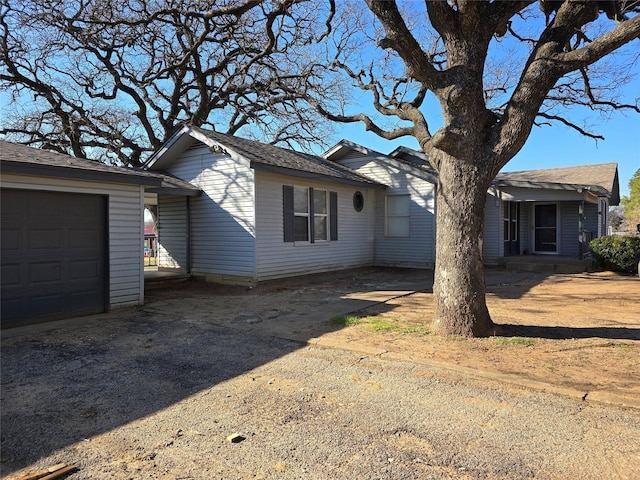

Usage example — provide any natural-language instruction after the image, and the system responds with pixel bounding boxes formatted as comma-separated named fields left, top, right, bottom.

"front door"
left=503, top=201, right=520, bottom=255
left=534, top=203, right=558, bottom=253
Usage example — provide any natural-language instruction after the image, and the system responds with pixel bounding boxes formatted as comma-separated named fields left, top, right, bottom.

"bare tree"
left=306, top=0, right=640, bottom=336
left=0, top=0, right=337, bottom=165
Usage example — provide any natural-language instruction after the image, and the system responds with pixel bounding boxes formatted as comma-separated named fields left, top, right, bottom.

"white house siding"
left=254, top=171, right=376, bottom=280
left=337, top=155, right=436, bottom=268
left=1, top=173, right=144, bottom=308
left=164, top=145, right=256, bottom=279
left=157, top=195, right=188, bottom=270
left=483, top=193, right=503, bottom=264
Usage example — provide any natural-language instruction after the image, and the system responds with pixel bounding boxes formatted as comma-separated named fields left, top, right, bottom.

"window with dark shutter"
left=330, top=191, right=338, bottom=241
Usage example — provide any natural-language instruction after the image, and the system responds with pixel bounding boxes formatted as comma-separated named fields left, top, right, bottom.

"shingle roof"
left=172, top=126, right=384, bottom=188
left=388, top=146, right=437, bottom=177
left=495, top=163, right=619, bottom=203
left=0, top=139, right=156, bottom=181
left=323, top=140, right=437, bottom=185
left=0, top=139, right=200, bottom=195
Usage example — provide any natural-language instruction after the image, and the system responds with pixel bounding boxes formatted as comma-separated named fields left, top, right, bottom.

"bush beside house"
left=589, top=235, right=640, bottom=274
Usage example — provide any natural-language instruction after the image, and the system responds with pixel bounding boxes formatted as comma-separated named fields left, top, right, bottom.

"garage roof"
left=0, top=140, right=200, bottom=196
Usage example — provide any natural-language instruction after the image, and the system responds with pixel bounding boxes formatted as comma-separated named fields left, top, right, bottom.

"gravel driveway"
left=2, top=270, right=639, bottom=479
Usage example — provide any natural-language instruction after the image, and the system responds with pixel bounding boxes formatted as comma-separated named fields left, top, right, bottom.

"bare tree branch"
left=365, top=0, right=442, bottom=88
left=0, top=0, right=338, bottom=164
left=536, top=111, right=606, bottom=139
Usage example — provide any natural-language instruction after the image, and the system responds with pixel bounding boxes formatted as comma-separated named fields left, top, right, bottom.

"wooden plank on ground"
left=14, top=463, right=77, bottom=480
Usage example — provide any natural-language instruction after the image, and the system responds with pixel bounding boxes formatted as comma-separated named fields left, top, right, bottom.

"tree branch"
left=535, top=111, right=605, bottom=140
left=557, top=14, right=640, bottom=71
left=492, top=2, right=639, bottom=167
left=365, top=0, right=442, bottom=88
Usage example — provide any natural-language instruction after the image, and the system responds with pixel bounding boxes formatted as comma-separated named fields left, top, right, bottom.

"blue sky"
left=3, top=3, right=637, bottom=198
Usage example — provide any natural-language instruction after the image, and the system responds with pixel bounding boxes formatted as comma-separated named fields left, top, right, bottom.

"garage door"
left=1, top=189, right=107, bottom=328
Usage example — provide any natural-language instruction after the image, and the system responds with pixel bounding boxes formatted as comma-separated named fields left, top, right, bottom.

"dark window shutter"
left=330, top=191, right=338, bottom=241
left=283, top=185, right=294, bottom=242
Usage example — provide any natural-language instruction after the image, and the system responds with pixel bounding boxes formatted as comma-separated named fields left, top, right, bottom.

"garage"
left=1, top=189, right=108, bottom=327
left=0, top=141, right=170, bottom=328
left=1, top=140, right=200, bottom=328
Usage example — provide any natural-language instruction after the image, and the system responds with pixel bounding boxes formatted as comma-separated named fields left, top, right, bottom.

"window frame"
left=312, top=188, right=328, bottom=242
left=503, top=201, right=518, bottom=242
left=283, top=185, right=338, bottom=243
left=293, top=186, right=310, bottom=242
left=385, top=194, right=410, bottom=238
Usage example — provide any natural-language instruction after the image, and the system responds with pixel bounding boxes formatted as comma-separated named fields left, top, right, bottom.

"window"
left=283, top=186, right=337, bottom=243
left=293, top=187, right=309, bottom=241
left=313, top=189, right=328, bottom=241
left=385, top=195, right=410, bottom=237
left=503, top=202, right=518, bottom=241
left=503, top=203, right=510, bottom=241
left=353, top=191, right=364, bottom=212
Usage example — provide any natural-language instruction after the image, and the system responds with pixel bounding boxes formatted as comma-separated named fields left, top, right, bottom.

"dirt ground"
left=312, top=269, right=640, bottom=402
left=146, top=266, right=640, bottom=402
left=2, top=267, right=639, bottom=479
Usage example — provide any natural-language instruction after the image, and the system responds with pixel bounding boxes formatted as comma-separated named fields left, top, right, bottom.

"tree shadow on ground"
left=497, top=324, right=640, bottom=340
left=0, top=267, right=427, bottom=476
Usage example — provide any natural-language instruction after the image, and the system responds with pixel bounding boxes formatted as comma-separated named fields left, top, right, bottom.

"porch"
left=498, top=255, right=593, bottom=274
left=144, top=266, right=191, bottom=290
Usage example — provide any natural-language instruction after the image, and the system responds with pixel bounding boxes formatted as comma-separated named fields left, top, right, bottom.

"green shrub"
left=589, top=235, right=640, bottom=274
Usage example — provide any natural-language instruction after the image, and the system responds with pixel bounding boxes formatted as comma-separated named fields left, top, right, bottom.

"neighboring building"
left=0, top=140, right=197, bottom=327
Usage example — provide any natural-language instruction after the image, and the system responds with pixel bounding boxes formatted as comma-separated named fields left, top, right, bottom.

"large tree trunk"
left=432, top=154, right=497, bottom=337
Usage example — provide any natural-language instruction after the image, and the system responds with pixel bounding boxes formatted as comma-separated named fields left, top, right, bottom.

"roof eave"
left=144, top=186, right=201, bottom=196
left=322, top=139, right=384, bottom=160
left=144, top=124, right=193, bottom=170
left=251, top=162, right=387, bottom=189
left=493, top=179, right=611, bottom=197
left=1, top=160, right=163, bottom=187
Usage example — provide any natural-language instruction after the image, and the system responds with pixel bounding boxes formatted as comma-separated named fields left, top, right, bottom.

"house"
left=322, top=140, right=437, bottom=269
left=0, top=140, right=198, bottom=328
left=145, top=126, right=620, bottom=285
left=327, top=141, right=619, bottom=264
left=491, top=163, right=619, bottom=259
left=144, top=125, right=385, bottom=285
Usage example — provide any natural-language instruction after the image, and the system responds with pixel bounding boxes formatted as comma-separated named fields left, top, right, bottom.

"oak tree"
left=0, top=0, right=336, bottom=165
left=307, top=0, right=640, bottom=336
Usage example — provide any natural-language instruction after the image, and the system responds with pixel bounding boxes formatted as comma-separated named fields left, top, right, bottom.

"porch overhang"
left=143, top=173, right=201, bottom=198
left=491, top=180, right=605, bottom=204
